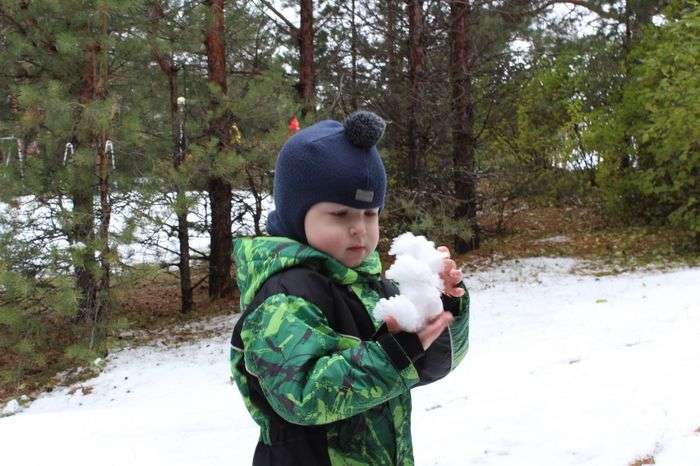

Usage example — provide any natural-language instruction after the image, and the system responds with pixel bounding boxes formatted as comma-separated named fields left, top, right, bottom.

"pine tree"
left=0, top=0, right=145, bottom=346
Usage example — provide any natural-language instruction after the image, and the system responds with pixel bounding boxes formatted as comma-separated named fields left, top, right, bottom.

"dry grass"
left=110, top=266, right=240, bottom=348
left=112, top=267, right=238, bottom=335
left=629, top=455, right=656, bottom=466
left=458, top=204, right=699, bottom=272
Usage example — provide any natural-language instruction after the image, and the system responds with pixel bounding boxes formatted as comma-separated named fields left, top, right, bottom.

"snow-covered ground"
left=1, top=258, right=699, bottom=465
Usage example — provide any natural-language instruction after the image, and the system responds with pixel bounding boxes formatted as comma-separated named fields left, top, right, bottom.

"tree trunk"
left=386, top=0, right=400, bottom=89
left=93, top=9, right=113, bottom=347
left=298, top=0, right=315, bottom=116
left=166, top=60, right=194, bottom=314
left=71, top=42, right=103, bottom=324
left=151, top=1, right=194, bottom=313
left=382, top=0, right=403, bottom=174
left=95, top=126, right=111, bottom=348
left=350, top=0, right=358, bottom=109
left=450, top=0, right=480, bottom=253
left=174, top=106, right=194, bottom=313
left=246, top=168, right=264, bottom=236
left=71, top=184, right=97, bottom=323
left=204, top=0, right=234, bottom=299
left=72, top=18, right=113, bottom=344
left=406, top=0, right=426, bottom=188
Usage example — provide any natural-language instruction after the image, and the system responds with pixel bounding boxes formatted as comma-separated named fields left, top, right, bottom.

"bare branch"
left=254, top=0, right=298, bottom=34
left=530, top=1, right=622, bottom=22
left=190, top=274, right=208, bottom=291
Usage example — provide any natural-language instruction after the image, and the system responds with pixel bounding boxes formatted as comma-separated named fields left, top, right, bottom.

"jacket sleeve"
left=240, top=293, right=423, bottom=426
left=412, top=283, right=470, bottom=387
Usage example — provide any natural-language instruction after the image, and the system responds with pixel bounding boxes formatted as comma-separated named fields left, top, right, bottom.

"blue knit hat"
left=266, top=111, right=387, bottom=243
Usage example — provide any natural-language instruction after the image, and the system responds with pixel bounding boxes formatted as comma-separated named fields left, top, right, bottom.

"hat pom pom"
left=344, top=111, right=386, bottom=149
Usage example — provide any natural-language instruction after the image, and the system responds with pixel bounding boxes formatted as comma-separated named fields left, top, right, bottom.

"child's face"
left=304, top=202, right=380, bottom=268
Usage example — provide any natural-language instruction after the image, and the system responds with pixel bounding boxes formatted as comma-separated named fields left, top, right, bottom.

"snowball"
left=373, top=295, right=424, bottom=332
left=373, top=232, right=448, bottom=332
left=388, top=232, right=446, bottom=273
left=386, top=255, right=441, bottom=289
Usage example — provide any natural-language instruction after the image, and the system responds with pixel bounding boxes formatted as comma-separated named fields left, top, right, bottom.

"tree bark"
left=450, top=0, right=480, bottom=252
left=406, top=0, right=426, bottom=188
left=298, top=0, right=315, bottom=116
left=204, top=0, right=234, bottom=299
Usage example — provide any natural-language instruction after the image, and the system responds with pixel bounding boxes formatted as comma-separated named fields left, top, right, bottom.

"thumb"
left=384, top=315, right=401, bottom=334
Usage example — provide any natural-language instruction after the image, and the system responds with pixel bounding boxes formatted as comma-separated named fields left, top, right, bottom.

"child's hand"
left=437, top=246, right=464, bottom=297
left=384, top=312, right=455, bottom=350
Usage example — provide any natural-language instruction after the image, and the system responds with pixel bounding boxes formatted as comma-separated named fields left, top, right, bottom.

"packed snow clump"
left=373, top=232, right=447, bottom=332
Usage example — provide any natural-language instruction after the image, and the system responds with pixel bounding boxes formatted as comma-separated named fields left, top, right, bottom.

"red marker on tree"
left=287, top=115, right=300, bottom=136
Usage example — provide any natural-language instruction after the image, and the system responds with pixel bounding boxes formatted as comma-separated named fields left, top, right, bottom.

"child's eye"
left=332, top=211, right=347, bottom=217
left=365, top=211, right=378, bottom=217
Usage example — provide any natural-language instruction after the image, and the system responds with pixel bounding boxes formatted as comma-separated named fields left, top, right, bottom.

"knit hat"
left=266, top=111, right=387, bottom=243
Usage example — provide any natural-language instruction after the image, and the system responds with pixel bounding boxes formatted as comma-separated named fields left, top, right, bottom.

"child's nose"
left=350, top=220, right=365, bottom=236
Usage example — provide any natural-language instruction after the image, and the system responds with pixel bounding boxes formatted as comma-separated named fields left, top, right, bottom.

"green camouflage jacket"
left=230, top=236, right=469, bottom=465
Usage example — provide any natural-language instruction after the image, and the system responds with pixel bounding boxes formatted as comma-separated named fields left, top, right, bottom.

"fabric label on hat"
left=355, top=189, right=374, bottom=202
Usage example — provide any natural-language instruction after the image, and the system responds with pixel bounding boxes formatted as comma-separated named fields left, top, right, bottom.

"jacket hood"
left=233, top=236, right=382, bottom=310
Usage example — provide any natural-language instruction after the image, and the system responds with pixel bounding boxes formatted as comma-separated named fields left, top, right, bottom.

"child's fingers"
left=444, top=268, right=464, bottom=297
left=441, top=259, right=457, bottom=275
left=449, top=271, right=464, bottom=287
left=425, top=311, right=454, bottom=327
left=437, top=246, right=451, bottom=258
left=419, top=312, right=454, bottom=349
left=384, top=315, right=401, bottom=334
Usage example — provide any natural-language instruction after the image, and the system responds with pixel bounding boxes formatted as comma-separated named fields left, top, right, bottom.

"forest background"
left=0, top=0, right=698, bottom=403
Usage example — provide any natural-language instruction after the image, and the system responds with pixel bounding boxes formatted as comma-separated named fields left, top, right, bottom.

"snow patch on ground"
left=533, top=234, right=569, bottom=244
left=0, top=399, right=22, bottom=417
left=0, top=192, right=273, bottom=269
left=1, top=258, right=699, bottom=465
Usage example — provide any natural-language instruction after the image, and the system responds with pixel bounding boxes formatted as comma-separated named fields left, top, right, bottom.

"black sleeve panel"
left=412, top=325, right=452, bottom=387
left=377, top=332, right=424, bottom=372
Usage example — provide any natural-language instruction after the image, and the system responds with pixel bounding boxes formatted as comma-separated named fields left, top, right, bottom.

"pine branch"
left=0, top=6, right=58, bottom=53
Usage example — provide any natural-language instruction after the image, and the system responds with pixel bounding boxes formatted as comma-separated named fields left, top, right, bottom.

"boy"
left=230, top=111, right=470, bottom=465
